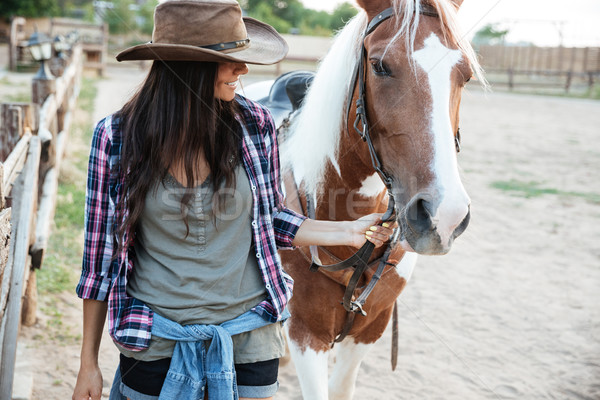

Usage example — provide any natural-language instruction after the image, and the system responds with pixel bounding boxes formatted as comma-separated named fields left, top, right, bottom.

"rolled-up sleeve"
left=264, top=111, right=306, bottom=249
left=76, top=118, right=115, bottom=301
left=273, top=208, right=306, bottom=249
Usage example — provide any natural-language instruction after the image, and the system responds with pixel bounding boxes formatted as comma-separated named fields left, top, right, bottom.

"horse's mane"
left=281, top=0, right=485, bottom=195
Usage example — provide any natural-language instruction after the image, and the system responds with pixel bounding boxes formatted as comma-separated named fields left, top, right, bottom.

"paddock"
left=16, top=65, right=600, bottom=399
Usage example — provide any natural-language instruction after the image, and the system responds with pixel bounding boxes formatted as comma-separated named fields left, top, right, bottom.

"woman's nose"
left=235, top=63, right=249, bottom=75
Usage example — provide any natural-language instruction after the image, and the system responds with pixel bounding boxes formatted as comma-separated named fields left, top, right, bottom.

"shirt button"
left=251, top=221, right=257, bottom=227
left=265, top=284, right=271, bottom=289
left=256, top=253, right=261, bottom=259
left=251, top=185, right=257, bottom=191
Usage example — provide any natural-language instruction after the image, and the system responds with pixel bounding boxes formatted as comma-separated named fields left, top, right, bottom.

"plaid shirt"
left=76, top=95, right=306, bottom=351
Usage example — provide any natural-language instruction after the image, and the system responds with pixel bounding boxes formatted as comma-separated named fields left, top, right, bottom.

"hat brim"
left=116, top=18, right=288, bottom=65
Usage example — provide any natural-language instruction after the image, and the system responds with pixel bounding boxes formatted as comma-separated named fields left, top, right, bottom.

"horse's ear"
left=355, top=0, right=390, bottom=16
left=451, top=0, right=465, bottom=8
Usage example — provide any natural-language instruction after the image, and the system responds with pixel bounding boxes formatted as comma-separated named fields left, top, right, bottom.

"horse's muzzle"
left=398, top=193, right=470, bottom=255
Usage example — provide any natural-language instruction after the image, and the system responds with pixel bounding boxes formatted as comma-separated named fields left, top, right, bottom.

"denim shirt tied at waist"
left=151, top=309, right=288, bottom=400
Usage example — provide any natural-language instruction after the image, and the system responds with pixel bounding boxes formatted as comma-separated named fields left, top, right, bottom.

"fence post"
left=8, top=17, right=25, bottom=72
left=0, top=136, right=41, bottom=400
left=508, top=68, right=514, bottom=91
left=565, top=71, right=573, bottom=93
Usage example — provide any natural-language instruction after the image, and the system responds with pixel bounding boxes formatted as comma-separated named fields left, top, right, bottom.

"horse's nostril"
left=407, top=196, right=434, bottom=233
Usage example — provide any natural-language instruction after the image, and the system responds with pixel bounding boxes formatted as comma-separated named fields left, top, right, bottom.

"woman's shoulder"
left=92, top=113, right=123, bottom=143
left=235, top=94, right=274, bottom=132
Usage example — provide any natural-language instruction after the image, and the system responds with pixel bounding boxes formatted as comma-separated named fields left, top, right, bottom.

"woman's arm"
left=72, top=299, right=107, bottom=400
left=292, top=213, right=394, bottom=249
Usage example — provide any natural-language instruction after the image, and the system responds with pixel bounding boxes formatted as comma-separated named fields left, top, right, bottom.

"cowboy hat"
left=116, top=0, right=288, bottom=65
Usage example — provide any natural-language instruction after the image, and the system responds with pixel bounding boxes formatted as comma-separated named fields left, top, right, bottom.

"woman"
left=72, top=1, right=393, bottom=399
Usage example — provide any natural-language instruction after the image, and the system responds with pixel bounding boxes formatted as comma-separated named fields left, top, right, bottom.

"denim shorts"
left=111, top=354, right=279, bottom=399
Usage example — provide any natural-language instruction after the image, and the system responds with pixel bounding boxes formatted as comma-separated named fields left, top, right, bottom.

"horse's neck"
left=312, top=126, right=389, bottom=260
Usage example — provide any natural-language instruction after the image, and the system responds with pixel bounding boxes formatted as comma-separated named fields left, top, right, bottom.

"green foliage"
left=0, top=0, right=60, bottom=19
left=243, top=0, right=357, bottom=36
left=473, top=23, right=509, bottom=46
left=138, top=0, right=158, bottom=35
left=249, top=2, right=292, bottom=33
left=329, top=2, right=358, bottom=32
left=98, top=0, right=136, bottom=34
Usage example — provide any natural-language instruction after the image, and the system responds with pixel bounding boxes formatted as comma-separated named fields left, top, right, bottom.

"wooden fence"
left=477, top=45, right=600, bottom=93
left=0, top=44, right=83, bottom=399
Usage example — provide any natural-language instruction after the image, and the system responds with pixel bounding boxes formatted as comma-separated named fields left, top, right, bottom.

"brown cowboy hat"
left=116, top=0, right=288, bottom=65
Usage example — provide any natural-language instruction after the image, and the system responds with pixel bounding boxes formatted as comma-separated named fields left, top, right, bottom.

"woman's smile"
left=215, top=63, right=248, bottom=100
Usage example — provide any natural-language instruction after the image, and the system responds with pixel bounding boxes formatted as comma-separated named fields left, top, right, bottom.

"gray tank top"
left=118, top=165, right=284, bottom=363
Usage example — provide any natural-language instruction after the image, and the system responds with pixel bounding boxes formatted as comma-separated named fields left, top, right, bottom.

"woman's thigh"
left=118, top=355, right=280, bottom=399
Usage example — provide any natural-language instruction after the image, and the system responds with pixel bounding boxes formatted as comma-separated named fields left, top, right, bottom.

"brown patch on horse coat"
left=282, top=245, right=408, bottom=350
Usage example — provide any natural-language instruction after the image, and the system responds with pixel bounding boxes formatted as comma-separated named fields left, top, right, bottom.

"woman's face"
left=214, top=62, right=249, bottom=101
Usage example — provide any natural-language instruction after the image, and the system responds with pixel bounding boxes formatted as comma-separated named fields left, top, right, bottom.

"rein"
left=306, top=5, right=441, bottom=344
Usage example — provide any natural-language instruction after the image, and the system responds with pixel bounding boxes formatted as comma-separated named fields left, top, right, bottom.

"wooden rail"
left=478, top=45, right=600, bottom=94
left=0, top=43, right=83, bottom=398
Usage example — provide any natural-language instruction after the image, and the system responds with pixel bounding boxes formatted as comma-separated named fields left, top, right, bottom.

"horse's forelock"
left=383, top=0, right=485, bottom=84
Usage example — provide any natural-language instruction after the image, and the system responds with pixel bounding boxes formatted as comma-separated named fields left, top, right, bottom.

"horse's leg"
left=284, top=324, right=331, bottom=400
left=328, top=339, right=374, bottom=400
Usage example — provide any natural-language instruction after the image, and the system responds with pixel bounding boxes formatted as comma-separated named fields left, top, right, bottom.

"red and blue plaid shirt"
left=76, top=95, right=306, bottom=351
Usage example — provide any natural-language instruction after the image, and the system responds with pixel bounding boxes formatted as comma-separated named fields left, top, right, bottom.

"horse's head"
left=352, top=0, right=482, bottom=255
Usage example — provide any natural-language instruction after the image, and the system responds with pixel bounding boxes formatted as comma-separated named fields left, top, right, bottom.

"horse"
left=245, top=0, right=484, bottom=398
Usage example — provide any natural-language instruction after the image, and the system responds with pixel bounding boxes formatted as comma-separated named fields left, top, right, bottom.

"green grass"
left=491, top=180, right=600, bottom=204
left=5, top=92, right=31, bottom=103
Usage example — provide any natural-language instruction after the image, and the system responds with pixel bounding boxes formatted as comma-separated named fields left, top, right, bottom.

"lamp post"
left=27, top=30, right=56, bottom=104
left=51, top=34, right=70, bottom=77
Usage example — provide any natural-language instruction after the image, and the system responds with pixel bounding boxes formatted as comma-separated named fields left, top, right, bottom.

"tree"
left=138, top=0, right=158, bottom=35
left=247, top=2, right=292, bottom=34
left=472, top=23, right=509, bottom=46
left=329, top=2, right=357, bottom=32
left=95, top=0, right=136, bottom=35
left=0, top=0, right=59, bottom=20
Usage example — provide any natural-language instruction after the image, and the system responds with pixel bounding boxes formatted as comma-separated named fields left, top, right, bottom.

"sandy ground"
left=18, top=64, right=600, bottom=399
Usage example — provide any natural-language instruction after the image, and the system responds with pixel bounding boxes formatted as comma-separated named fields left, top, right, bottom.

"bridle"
left=306, top=4, right=457, bottom=344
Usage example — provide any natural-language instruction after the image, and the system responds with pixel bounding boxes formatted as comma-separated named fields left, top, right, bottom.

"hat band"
left=201, top=38, right=250, bottom=51
left=147, top=38, right=250, bottom=52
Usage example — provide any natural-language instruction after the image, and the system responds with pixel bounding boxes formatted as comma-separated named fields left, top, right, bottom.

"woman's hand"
left=72, top=362, right=103, bottom=400
left=350, top=213, right=396, bottom=248
left=291, top=213, right=397, bottom=248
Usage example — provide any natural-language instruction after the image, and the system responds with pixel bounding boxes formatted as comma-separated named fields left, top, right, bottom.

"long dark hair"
left=115, top=60, right=241, bottom=250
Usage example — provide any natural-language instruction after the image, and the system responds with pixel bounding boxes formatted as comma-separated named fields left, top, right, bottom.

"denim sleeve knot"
left=150, top=310, right=283, bottom=400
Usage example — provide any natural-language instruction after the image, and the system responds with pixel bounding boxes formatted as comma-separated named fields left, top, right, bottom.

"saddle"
left=254, top=70, right=315, bottom=128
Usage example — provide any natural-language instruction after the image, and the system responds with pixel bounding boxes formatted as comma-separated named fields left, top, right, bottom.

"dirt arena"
left=20, top=65, right=600, bottom=399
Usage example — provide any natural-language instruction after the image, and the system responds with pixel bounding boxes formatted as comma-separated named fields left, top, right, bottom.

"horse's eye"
left=370, top=59, right=390, bottom=76
left=465, top=76, right=472, bottom=83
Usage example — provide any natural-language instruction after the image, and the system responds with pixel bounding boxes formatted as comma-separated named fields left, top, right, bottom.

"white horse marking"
left=285, top=325, right=330, bottom=400
left=357, top=172, right=386, bottom=198
left=329, top=340, right=375, bottom=400
left=395, top=250, right=418, bottom=281
left=412, top=34, right=470, bottom=249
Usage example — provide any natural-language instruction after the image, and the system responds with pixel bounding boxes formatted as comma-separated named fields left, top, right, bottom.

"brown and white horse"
left=269, top=0, right=484, bottom=398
